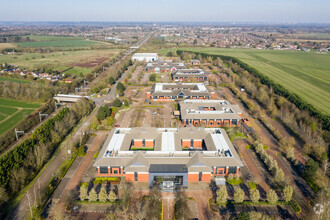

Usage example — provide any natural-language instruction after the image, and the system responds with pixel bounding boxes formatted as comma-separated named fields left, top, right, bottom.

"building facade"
left=93, top=127, right=243, bottom=189
left=172, top=69, right=208, bottom=82
left=179, top=100, right=242, bottom=127
left=146, top=83, right=214, bottom=102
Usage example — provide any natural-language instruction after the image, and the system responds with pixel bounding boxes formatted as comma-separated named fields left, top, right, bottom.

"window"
left=228, top=166, right=237, bottom=174
left=134, top=172, right=138, bottom=181
left=100, top=166, right=108, bottom=174
left=232, top=119, right=238, bottom=125
left=114, top=170, right=118, bottom=174
left=199, top=172, right=202, bottom=181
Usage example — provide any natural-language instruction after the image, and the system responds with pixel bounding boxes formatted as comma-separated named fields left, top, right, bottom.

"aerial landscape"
left=0, top=1, right=329, bottom=220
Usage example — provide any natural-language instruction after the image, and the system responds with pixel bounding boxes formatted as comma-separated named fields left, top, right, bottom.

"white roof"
left=211, top=133, right=230, bottom=151
left=107, top=133, right=126, bottom=152
left=161, top=132, right=175, bottom=152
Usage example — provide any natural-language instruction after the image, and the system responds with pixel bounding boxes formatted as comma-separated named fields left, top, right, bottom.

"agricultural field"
left=0, top=48, right=123, bottom=75
left=159, top=47, right=330, bottom=114
left=17, top=39, right=104, bottom=48
left=0, top=98, right=42, bottom=135
left=0, top=77, right=31, bottom=84
left=0, top=43, right=17, bottom=50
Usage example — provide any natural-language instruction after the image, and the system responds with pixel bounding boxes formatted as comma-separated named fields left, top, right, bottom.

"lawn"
left=159, top=47, right=330, bottom=115
left=0, top=49, right=123, bottom=75
left=0, top=98, right=42, bottom=135
left=16, top=39, right=104, bottom=48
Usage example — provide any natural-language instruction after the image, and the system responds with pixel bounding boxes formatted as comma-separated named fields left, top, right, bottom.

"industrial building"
left=93, top=127, right=243, bottom=189
left=131, top=53, right=158, bottom=62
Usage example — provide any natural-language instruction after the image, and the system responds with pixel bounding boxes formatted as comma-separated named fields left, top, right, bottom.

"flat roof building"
left=172, top=69, right=208, bottom=82
left=147, top=83, right=214, bottom=102
left=93, top=127, right=243, bottom=188
left=145, top=61, right=186, bottom=73
left=132, top=53, right=158, bottom=62
left=179, top=100, right=242, bottom=127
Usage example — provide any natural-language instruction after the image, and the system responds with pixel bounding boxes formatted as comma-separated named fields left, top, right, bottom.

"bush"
left=149, top=74, right=156, bottom=82
left=93, top=177, right=121, bottom=184
left=289, top=200, right=301, bottom=213
left=226, top=177, right=243, bottom=185
left=248, top=182, right=257, bottom=189
left=112, top=98, right=122, bottom=107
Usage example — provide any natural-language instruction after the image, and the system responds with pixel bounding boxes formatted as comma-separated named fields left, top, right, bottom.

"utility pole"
left=39, top=112, right=48, bottom=122
left=15, top=128, right=24, bottom=140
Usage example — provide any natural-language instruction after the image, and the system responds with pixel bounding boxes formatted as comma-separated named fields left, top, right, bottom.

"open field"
left=26, top=35, right=84, bottom=41
left=0, top=43, right=17, bottom=50
left=0, top=49, right=123, bottom=75
left=0, top=77, right=31, bottom=84
left=159, top=47, right=330, bottom=115
left=16, top=39, right=104, bottom=48
left=0, top=98, right=42, bottom=135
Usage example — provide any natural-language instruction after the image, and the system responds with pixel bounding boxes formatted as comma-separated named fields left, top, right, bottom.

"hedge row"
left=177, top=50, right=330, bottom=131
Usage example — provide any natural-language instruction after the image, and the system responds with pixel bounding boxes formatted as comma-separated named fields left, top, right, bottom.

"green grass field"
left=159, top=48, right=330, bottom=115
left=0, top=77, right=31, bottom=84
left=26, top=35, right=84, bottom=41
left=0, top=49, right=123, bottom=75
left=0, top=98, right=42, bottom=135
left=17, top=39, right=104, bottom=48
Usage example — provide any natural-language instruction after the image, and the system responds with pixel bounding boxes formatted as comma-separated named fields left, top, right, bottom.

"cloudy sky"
left=1, top=0, right=329, bottom=23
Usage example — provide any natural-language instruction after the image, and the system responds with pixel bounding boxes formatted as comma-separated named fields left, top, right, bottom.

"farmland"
left=0, top=77, right=31, bottom=84
left=0, top=43, right=17, bottom=50
left=17, top=39, right=104, bottom=48
left=0, top=48, right=123, bottom=75
left=160, top=47, right=330, bottom=115
left=0, top=98, right=42, bottom=135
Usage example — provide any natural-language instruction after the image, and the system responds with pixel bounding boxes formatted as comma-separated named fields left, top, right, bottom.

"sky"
left=1, top=0, right=329, bottom=23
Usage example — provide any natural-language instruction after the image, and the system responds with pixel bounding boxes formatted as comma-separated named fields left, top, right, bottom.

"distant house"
left=132, top=53, right=158, bottom=62
left=190, top=59, right=201, bottom=65
left=65, top=78, right=72, bottom=84
left=144, top=61, right=186, bottom=73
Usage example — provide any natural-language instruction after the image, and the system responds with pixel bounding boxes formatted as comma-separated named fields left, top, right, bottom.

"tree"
left=216, top=186, right=228, bottom=204
left=234, top=188, right=245, bottom=203
left=116, top=82, right=126, bottom=96
left=99, top=185, right=108, bottom=202
left=193, top=39, right=198, bottom=45
left=303, top=159, right=318, bottom=180
left=274, top=169, right=285, bottom=184
left=109, top=76, right=115, bottom=85
left=250, top=189, right=260, bottom=203
left=88, top=188, right=98, bottom=202
left=267, top=189, right=278, bottom=204
left=146, top=187, right=162, bottom=219
left=167, top=51, right=173, bottom=57
left=149, top=74, right=156, bottom=82
left=283, top=185, right=293, bottom=202
left=113, top=98, right=122, bottom=107
left=79, top=185, right=88, bottom=201
left=108, top=190, right=117, bottom=202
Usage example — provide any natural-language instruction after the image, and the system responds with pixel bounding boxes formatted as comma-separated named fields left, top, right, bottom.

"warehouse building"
left=132, top=53, right=158, bottom=62
left=146, top=83, right=214, bottom=102
left=93, top=127, right=243, bottom=189
left=179, top=100, right=242, bottom=127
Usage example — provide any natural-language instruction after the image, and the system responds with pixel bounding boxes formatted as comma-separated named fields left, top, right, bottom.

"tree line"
left=0, top=98, right=94, bottom=217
